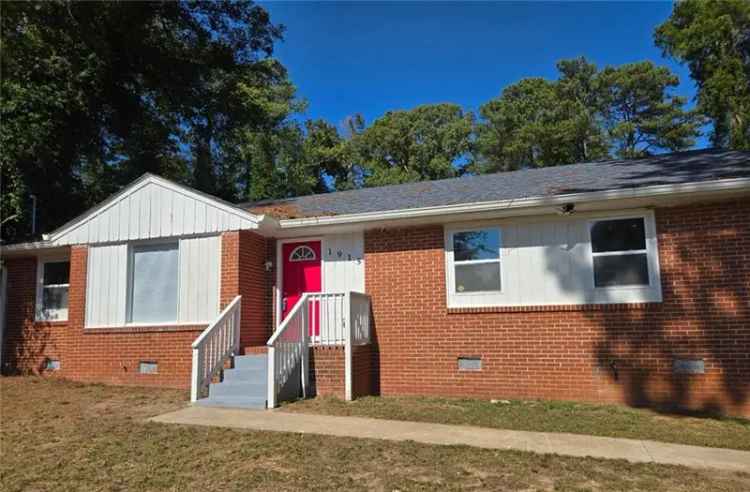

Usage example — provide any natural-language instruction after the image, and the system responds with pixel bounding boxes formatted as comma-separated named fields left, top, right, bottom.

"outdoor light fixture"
left=558, top=203, right=576, bottom=215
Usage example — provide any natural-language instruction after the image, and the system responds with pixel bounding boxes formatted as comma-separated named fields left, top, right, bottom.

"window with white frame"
left=590, top=217, right=650, bottom=287
left=128, top=243, right=179, bottom=323
left=36, top=259, right=70, bottom=321
left=450, top=228, right=502, bottom=293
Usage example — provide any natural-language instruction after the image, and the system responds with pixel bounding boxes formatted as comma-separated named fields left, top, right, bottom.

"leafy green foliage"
left=239, top=118, right=352, bottom=201
left=474, top=57, right=700, bottom=170
left=352, top=104, right=474, bottom=186
left=598, top=61, right=703, bottom=158
left=2, top=1, right=746, bottom=244
left=655, top=0, right=750, bottom=150
left=1, top=1, right=294, bottom=242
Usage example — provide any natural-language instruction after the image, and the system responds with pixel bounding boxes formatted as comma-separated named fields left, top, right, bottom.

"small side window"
left=37, top=260, right=70, bottom=321
left=590, top=218, right=649, bottom=287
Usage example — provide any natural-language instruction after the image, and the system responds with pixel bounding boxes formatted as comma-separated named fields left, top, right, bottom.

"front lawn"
left=283, top=395, right=750, bottom=451
left=2, top=377, right=749, bottom=491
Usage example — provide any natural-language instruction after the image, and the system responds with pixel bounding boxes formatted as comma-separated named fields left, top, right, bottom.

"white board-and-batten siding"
left=50, top=178, right=258, bottom=246
left=85, top=236, right=220, bottom=327
left=322, top=232, right=365, bottom=293
left=444, top=210, right=662, bottom=308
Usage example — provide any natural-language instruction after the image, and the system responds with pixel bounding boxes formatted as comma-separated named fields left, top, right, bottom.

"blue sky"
left=262, top=1, right=704, bottom=145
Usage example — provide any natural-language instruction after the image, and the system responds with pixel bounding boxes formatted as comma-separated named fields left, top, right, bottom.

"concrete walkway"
left=150, top=406, right=750, bottom=472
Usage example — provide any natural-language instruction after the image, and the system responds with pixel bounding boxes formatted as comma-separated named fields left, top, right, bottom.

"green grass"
left=2, top=377, right=749, bottom=491
left=282, top=395, right=750, bottom=451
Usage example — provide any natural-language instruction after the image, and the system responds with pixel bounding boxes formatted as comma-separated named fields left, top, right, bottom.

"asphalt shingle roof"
left=243, top=149, right=750, bottom=219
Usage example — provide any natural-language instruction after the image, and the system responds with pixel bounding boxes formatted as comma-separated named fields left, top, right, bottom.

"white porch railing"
left=190, top=295, right=242, bottom=402
left=267, top=291, right=371, bottom=408
left=267, top=293, right=311, bottom=409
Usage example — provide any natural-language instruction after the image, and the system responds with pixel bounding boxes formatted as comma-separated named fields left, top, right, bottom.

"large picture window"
left=590, top=217, right=650, bottom=287
left=450, top=228, right=502, bottom=293
left=36, top=259, right=70, bottom=321
left=129, top=243, right=179, bottom=323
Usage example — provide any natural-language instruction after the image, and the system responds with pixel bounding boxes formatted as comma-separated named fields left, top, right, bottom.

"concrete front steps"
left=194, top=354, right=268, bottom=409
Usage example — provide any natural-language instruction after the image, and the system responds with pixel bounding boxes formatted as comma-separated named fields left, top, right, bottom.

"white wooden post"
left=267, top=346, right=277, bottom=408
left=301, top=299, right=309, bottom=398
left=190, top=348, right=200, bottom=403
left=233, top=298, right=241, bottom=354
left=344, top=292, right=353, bottom=401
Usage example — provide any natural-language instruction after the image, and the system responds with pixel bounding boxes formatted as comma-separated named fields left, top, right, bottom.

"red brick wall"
left=364, top=200, right=750, bottom=416
left=2, top=257, right=71, bottom=374
left=352, top=344, right=378, bottom=398
left=309, top=346, right=345, bottom=398
left=307, top=345, right=378, bottom=399
left=220, top=230, right=271, bottom=349
left=2, top=246, right=203, bottom=388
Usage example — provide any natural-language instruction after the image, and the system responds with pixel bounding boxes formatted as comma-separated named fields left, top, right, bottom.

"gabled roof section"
left=242, top=149, right=750, bottom=220
left=48, top=174, right=265, bottom=246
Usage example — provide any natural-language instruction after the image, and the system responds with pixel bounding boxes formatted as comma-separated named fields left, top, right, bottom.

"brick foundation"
left=309, top=346, right=345, bottom=398
left=307, top=344, right=378, bottom=399
left=364, top=200, right=750, bottom=417
left=352, top=344, right=379, bottom=398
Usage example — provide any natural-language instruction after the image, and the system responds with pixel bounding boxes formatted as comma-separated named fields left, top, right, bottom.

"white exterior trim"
left=35, top=253, right=71, bottom=322
left=586, top=215, right=661, bottom=291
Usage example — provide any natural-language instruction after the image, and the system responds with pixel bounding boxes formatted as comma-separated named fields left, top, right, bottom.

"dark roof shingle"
left=242, top=149, right=750, bottom=219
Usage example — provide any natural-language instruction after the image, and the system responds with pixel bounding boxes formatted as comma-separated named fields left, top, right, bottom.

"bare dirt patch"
left=2, top=377, right=749, bottom=491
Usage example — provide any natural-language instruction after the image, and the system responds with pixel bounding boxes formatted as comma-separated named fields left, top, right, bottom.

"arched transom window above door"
left=289, top=245, right=316, bottom=262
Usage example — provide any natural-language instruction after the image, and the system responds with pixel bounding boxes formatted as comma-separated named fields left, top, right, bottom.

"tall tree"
left=474, top=57, right=701, bottom=169
left=474, top=60, right=608, bottom=173
left=352, top=104, right=474, bottom=187
left=655, top=0, right=750, bottom=149
left=597, top=61, right=702, bottom=158
left=555, top=57, right=610, bottom=162
left=239, top=119, right=351, bottom=201
left=1, top=1, right=295, bottom=243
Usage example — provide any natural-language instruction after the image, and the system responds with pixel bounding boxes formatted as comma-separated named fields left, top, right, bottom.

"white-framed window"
left=589, top=217, right=651, bottom=288
left=128, top=242, right=179, bottom=324
left=447, top=227, right=502, bottom=294
left=36, top=258, right=70, bottom=321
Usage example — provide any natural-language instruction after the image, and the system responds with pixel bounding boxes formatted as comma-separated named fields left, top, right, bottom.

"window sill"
left=446, top=302, right=662, bottom=314
left=33, top=320, right=69, bottom=327
left=84, top=324, right=207, bottom=334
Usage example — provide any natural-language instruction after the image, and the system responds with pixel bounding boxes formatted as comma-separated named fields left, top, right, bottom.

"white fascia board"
left=46, top=174, right=263, bottom=243
left=277, top=177, right=750, bottom=230
left=1, top=241, right=69, bottom=258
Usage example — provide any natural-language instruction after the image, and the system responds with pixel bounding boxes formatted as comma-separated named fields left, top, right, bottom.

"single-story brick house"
left=1, top=149, right=748, bottom=416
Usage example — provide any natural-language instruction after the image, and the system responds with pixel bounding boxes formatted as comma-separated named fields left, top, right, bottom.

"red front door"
left=282, top=241, right=322, bottom=334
